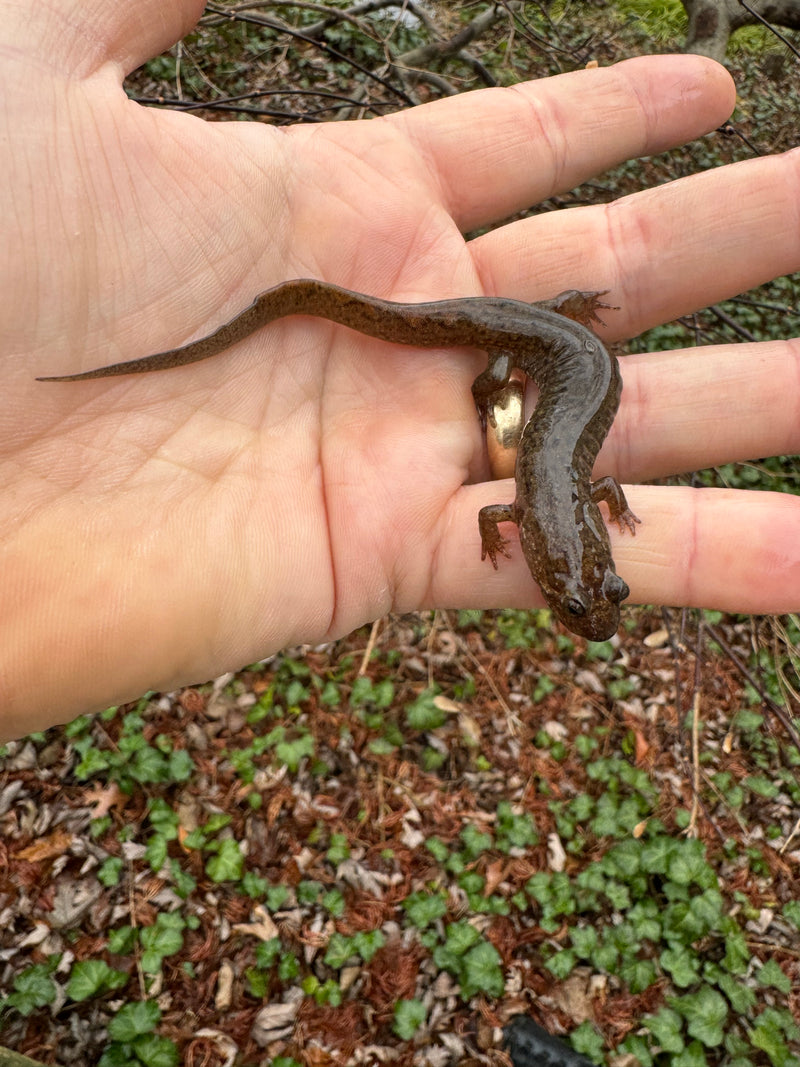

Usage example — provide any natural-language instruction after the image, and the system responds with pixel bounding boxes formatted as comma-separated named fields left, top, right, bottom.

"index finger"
left=392, top=54, right=735, bottom=233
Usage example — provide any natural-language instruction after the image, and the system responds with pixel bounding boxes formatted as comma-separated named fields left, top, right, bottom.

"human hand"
left=3, top=0, right=798, bottom=739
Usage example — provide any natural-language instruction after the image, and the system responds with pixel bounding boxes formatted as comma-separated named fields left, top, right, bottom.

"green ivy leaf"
left=98, top=1043, right=135, bottom=1067
left=618, top=1035, right=654, bottom=1067
left=661, top=946, right=701, bottom=988
left=140, top=913, right=186, bottom=973
left=97, top=856, right=124, bottom=887
left=666, top=839, right=715, bottom=888
left=205, top=838, right=244, bottom=882
left=591, top=941, right=619, bottom=973
left=405, top=689, right=446, bottom=731
left=602, top=839, right=642, bottom=879
left=757, top=959, right=791, bottom=994
left=783, top=900, right=800, bottom=930
left=129, top=745, right=169, bottom=783
left=673, top=1040, right=709, bottom=1067
left=403, top=890, right=447, bottom=929
left=750, top=1022, right=794, bottom=1067
left=545, top=948, right=577, bottom=980
left=570, top=925, right=598, bottom=959
left=603, top=880, right=631, bottom=910
left=324, top=932, right=355, bottom=969
left=496, top=801, right=538, bottom=850
left=67, top=959, right=128, bottom=1002
left=167, top=749, right=194, bottom=781
left=132, top=1033, right=179, bottom=1067
left=74, top=747, right=111, bottom=779
left=460, top=823, right=493, bottom=859
left=274, top=733, right=314, bottom=771
left=145, top=832, right=168, bottom=873
left=721, top=920, right=750, bottom=974
left=646, top=1007, right=685, bottom=1054
left=620, top=958, right=657, bottom=994
left=326, top=833, right=350, bottom=865
left=254, top=938, right=282, bottom=968
left=204, top=813, right=233, bottom=835
left=689, top=888, right=724, bottom=933
left=107, top=926, right=137, bottom=955
left=716, top=972, right=756, bottom=1014
left=108, top=999, right=161, bottom=1042
left=459, top=941, right=505, bottom=999
left=570, top=1021, right=606, bottom=1063
left=445, top=922, right=483, bottom=957
left=147, top=798, right=179, bottom=837
left=353, top=929, right=385, bottom=963
left=393, top=998, right=426, bottom=1039
left=5, top=961, right=58, bottom=1016
left=672, top=987, right=727, bottom=1047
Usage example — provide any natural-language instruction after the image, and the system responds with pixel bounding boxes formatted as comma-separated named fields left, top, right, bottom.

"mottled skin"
left=39, top=279, right=639, bottom=638
left=504, top=1014, right=594, bottom=1067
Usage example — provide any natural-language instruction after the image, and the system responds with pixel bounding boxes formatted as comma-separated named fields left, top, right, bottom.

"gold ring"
left=486, top=375, right=524, bottom=480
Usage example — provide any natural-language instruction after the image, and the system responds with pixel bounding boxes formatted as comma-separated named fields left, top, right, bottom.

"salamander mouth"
left=559, top=601, right=621, bottom=641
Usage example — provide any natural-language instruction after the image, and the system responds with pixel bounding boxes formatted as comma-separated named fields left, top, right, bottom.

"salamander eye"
left=566, top=596, right=588, bottom=618
left=603, top=573, right=630, bottom=603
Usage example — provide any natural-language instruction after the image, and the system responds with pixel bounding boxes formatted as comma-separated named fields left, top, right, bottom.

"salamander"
left=38, top=279, right=639, bottom=639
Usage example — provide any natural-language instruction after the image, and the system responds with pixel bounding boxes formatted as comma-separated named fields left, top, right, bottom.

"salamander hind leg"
left=471, top=352, right=514, bottom=431
left=542, top=290, right=618, bottom=329
left=591, top=476, right=640, bottom=535
left=478, top=502, right=518, bottom=568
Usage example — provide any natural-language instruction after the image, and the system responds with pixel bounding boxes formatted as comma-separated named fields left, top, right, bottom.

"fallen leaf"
left=634, top=730, right=650, bottom=764
left=643, top=628, right=669, bottom=648
left=252, top=997, right=301, bottom=1048
left=231, top=904, right=278, bottom=942
left=547, top=833, right=566, bottom=872
left=433, top=695, right=461, bottom=713
left=17, top=829, right=72, bottom=862
left=83, top=781, right=126, bottom=817
left=551, top=968, right=596, bottom=1023
left=215, top=959, right=234, bottom=1011
left=484, top=858, right=506, bottom=897
left=47, top=878, right=102, bottom=929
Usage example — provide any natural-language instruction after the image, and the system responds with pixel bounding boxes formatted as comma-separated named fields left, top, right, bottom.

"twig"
left=737, top=0, right=800, bottom=61
left=708, top=303, right=758, bottom=342
left=705, top=621, right=800, bottom=751
left=359, top=618, right=381, bottom=676
left=440, top=611, right=521, bottom=735
left=204, top=1, right=416, bottom=105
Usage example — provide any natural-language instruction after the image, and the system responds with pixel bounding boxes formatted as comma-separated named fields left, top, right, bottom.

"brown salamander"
left=38, top=279, right=639, bottom=639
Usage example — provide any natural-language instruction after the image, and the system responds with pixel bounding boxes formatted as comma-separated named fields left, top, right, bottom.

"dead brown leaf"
left=83, top=780, right=126, bottom=817
left=17, top=828, right=72, bottom=862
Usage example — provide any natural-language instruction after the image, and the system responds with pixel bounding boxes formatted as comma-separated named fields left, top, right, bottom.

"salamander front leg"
left=478, top=502, right=519, bottom=568
left=591, top=476, right=640, bottom=535
left=539, top=290, right=618, bottom=329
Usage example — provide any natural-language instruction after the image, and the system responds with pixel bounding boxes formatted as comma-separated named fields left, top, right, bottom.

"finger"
left=606, top=340, right=800, bottom=483
left=10, top=0, right=206, bottom=75
left=618, top=485, right=800, bottom=616
left=432, top=483, right=800, bottom=619
left=473, top=147, right=800, bottom=333
left=396, top=54, right=734, bottom=233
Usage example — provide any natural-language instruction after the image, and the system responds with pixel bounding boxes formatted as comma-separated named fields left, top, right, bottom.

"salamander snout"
left=551, top=567, right=631, bottom=641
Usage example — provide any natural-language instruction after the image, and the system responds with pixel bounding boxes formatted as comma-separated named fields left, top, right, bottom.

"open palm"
left=3, top=0, right=800, bottom=738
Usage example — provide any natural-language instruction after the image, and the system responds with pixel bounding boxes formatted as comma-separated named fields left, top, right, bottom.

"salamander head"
left=552, top=568, right=629, bottom=641
left=521, top=516, right=630, bottom=640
